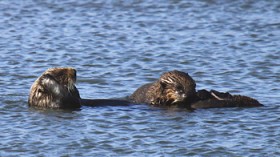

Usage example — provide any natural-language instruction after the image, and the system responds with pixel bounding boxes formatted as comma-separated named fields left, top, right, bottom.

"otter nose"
left=176, top=90, right=186, bottom=98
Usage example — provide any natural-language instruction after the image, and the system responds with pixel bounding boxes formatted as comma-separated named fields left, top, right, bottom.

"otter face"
left=28, top=67, right=81, bottom=109
left=156, top=70, right=196, bottom=106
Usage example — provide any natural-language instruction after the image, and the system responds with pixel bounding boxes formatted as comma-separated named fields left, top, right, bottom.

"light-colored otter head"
left=43, top=67, right=77, bottom=92
left=28, top=67, right=81, bottom=109
left=152, top=70, right=196, bottom=107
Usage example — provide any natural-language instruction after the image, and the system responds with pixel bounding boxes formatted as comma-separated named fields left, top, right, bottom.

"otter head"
left=152, top=70, right=196, bottom=107
left=28, top=67, right=81, bottom=109
left=43, top=67, right=77, bottom=92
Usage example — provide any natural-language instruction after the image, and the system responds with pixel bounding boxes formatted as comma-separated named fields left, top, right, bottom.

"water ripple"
left=0, top=0, right=280, bottom=156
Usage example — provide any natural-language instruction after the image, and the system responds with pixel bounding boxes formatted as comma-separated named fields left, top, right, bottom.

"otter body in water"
left=129, top=70, right=196, bottom=108
left=28, top=67, right=130, bottom=109
left=130, top=70, right=263, bottom=109
left=191, top=89, right=263, bottom=109
left=29, top=68, right=262, bottom=109
left=28, top=67, right=81, bottom=109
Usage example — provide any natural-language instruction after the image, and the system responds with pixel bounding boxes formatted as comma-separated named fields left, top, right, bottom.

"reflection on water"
left=0, top=0, right=280, bottom=156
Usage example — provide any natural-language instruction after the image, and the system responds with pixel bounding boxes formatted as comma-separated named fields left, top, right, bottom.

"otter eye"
left=176, top=86, right=184, bottom=93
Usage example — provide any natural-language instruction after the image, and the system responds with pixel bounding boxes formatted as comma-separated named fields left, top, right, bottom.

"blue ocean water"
left=0, top=0, right=279, bottom=156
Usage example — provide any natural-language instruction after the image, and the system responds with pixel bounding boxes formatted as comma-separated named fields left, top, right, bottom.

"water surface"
left=0, top=0, right=280, bottom=156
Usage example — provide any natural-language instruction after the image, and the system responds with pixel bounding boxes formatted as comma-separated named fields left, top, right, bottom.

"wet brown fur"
left=28, top=67, right=81, bottom=109
left=130, top=70, right=196, bottom=108
left=192, top=89, right=263, bottom=109
left=28, top=68, right=263, bottom=109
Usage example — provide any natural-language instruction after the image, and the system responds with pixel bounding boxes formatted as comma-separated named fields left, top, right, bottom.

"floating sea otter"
left=29, top=68, right=262, bottom=109
left=28, top=67, right=129, bottom=109
left=129, top=70, right=197, bottom=109
left=130, top=70, right=263, bottom=109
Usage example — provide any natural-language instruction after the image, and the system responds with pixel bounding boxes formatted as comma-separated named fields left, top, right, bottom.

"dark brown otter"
left=129, top=69, right=263, bottom=109
left=28, top=67, right=130, bottom=109
left=191, top=89, right=263, bottom=109
left=129, top=70, right=196, bottom=108
left=28, top=67, right=81, bottom=109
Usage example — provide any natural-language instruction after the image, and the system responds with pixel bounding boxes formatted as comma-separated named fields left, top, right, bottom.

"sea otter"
left=191, top=89, right=263, bottom=109
left=28, top=67, right=130, bottom=109
left=28, top=67, right=81, bottom=109
left=129, top=70, right=196, bottom=108
left=130, top=70, right=263, bottom=109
